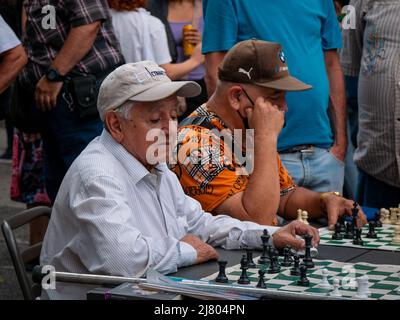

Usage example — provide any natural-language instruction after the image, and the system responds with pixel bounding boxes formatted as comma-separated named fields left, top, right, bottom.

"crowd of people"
left=0, top=0, right=399, bottom=299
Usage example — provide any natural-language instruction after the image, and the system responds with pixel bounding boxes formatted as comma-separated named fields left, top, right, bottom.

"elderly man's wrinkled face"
left=107, top=95, right=179, bottom=169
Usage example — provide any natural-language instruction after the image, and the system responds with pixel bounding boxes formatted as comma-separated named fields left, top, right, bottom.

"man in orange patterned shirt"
left=171, top=40, right=366, bottom=229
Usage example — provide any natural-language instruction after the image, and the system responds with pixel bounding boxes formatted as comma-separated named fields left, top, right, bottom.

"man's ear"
left=105, top=111, right=124, bottom=143
left=227, top=85, right=243, bottom=111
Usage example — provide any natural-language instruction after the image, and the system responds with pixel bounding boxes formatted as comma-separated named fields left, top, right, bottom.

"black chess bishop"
left=256, top=268, right=267, bottom=289
left=302, top=234, right=315, bottom=269
left=344, top=221, right=354, bottom=239
left=353, top=228, right=364, bottom=246
left=246, top=249, right=256, bottom=268
left=281, top=246, right=293, bottom=267
left=267, top=248, right=281, bottom=274
left=290, top=254, right=301, bottom=276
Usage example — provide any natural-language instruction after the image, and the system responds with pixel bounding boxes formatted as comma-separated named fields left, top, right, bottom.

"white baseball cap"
left=97, top=61, right=202, bottom=121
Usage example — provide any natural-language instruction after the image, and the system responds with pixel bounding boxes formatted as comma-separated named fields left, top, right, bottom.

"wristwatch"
left=45, top=67, right=66, bottom=82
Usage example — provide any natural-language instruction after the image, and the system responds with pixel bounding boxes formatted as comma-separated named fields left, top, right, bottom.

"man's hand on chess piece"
left=321, top=194, right=368, bottom=230
left=272, top=221, right=320, bottom=250
left=181, top=234, right=219, bottom=264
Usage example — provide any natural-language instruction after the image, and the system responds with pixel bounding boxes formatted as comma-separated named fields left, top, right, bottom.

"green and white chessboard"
left=204, top=258, right=400, bottom=300
left=319, top=224, right=400, bottom=252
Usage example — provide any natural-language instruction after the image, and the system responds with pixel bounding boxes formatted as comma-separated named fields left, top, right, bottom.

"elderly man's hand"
left=322, top=194, right=368, bottom=230
left=272, top=221, right=320, bottom=250
left=181, top=234, right=219, bottom=264
left=35, top=76, right=64, bottom=111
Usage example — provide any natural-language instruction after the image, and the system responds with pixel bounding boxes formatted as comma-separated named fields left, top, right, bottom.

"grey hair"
left=114, top=100, right=135, bottom=120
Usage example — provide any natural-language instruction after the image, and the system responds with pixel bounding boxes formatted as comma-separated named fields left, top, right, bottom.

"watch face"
left=47, top=69, right=58, bottom=81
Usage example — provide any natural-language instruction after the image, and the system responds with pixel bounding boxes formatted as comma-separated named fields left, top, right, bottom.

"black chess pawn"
left=258, top=229, right=270, bottom=265
left=366, top=221, right=377, bottom=239
left=297, top=264, right=310, bottom=287
left=302, top=234, right=315, bottom=269
left=338, top=215, right=347, bottom=233
left=256, top=269, right=267, bottom=289
left=246, top=249, right=256, bottom=268
left=344, top=221, right=354, bottom=239
left=215, top=260, right=229, bottom=283
left=353, top=228, right=364, bottom=246
left=267, top=249, right=281, bottom=274
left=351, top=202, right=359, bottom=234
left=237, top=255, right=250, bottom=285
left=332, top=222, right=343, bottom=240
left=290, top=254, right=301, bottom=276
left=281, top=246, right=293, bottom=267
left=374, top=212, right=383, bottom=228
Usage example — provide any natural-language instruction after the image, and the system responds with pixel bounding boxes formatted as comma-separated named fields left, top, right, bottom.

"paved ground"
left=0, top=121, right=26, bottom=300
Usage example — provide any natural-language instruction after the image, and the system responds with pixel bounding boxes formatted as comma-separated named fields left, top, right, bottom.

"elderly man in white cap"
left=40, top=61, right=320, bottom=299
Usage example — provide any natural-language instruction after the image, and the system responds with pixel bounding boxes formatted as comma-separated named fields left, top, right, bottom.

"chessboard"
left=319, top=224, right=400, bottom=252
left=203, top=258, right=400, bottom=300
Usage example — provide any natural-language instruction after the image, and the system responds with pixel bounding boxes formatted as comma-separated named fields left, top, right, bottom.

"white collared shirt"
left=40, top=130, right=279, bottom=299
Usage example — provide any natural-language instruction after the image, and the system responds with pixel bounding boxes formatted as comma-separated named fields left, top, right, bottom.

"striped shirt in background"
left=340, top=0, right=400, bottom=187
left=19, top=0, right=123, bottom=90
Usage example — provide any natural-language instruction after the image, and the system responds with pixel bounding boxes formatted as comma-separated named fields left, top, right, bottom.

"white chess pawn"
left=355, top=276, right=370, bottom=299
left=297, top=209, right=303, bottom=222
left=329, top=278, right=342, bottom=297
left=318, top=268, right=332, bottom=290
left=382, top=209, right=391, bottom=225
left=392, top=225, right=400, bottom=245
left=390, top=208, right=398, bottom=225
left=301, top=210, right=309, bottom=225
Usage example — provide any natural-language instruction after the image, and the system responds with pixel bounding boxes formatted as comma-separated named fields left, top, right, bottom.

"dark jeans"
left=356, top=169, right=400, bottom=208
left=41, top=89, right=103, bottom=203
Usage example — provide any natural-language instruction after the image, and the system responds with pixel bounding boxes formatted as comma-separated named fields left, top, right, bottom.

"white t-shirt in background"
left=0, top=15, right=21, bottom=54
left=109, top=8, right=172, bottom=65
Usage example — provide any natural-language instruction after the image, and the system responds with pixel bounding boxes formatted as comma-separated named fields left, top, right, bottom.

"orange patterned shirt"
left=171, top=104, right=295, bottom=224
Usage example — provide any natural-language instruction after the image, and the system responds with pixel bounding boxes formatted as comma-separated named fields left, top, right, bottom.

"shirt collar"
left=99, top=129, right=168, bottom=185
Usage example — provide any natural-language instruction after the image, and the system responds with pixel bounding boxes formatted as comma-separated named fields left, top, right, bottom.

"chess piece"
left=290, top=254, right=301, bottom=276
left=237, top=255, right=250, bottom=285
left=258, top=229, right=270, bottom=265
left=373, top=211, right=382, bottom=228
left=381, top=208, right=391, bottom=224
left=302, top=234, right=315, bottom=269
left=301, top=211, right=309, bottom=225
left=281, top=246, right=293, bottom=267
left=353, top=228, right=364, bottom=246
left=297, top=264, right=309, bottom=286
left=355, top=276, right=370, bottom=299
left=267, top=249, right=281, bottom=274
left=332, top=222, right=343, bottom=240
left=338, top=215, right=347, bottom=233
left=256, top=269, right=267, bottom=289
left=351, top=202, right=359, bottom=233
left=296, top=209, right=303, bottom=222
left=215, top=260, right=229, bottom=283
left=366, top=221, right=377, bottom=239
left=392, top=225, right=400, bottom=245
left=246, top=249, right=256, bottom=268
left=330, top=278, right=342, bottom=297
left=318, top=268, right=332, bottom=290
left=344, top=221, right=354, bottom=239
left=390, top=208, right=398, bottom=225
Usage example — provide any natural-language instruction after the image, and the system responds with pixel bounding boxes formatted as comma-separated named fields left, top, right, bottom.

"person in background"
left=147, top=0, right=207, bottom=120
left=333, top=0, right=359, bottom=200
left=0, top=7, right=27, bottom=161
left=20, top=0, right=124, bottom=203
left=108, top=0, right=204, bottom=92
left=202, top=0, right=347, bottom=195
left=341, top=0, right=400, bottom=208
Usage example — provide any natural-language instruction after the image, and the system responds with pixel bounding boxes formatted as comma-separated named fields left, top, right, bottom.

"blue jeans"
left=356, top=169, right=400, bottom=208
left=41, top=90, right=103, bottom=203
left=279, top=147, right=345, bottom=193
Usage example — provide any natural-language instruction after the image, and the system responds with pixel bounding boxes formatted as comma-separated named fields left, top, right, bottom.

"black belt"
left=279, top=145, right=315, bottom=154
